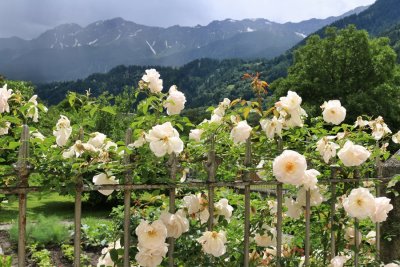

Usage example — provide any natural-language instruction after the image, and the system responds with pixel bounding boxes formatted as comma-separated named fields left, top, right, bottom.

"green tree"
left=271, top=25, right=400, bottom=129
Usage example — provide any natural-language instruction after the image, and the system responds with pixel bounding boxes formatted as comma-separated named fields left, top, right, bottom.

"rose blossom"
left=135, top=220, right=168, bottom=249
left=189, top=129, right=204, bottom=142
left=0, top=84, right=13, bottom=113
left=0, top=121, right=11, bottom=135
left=92, top=173, right=118, bottom=196
left=141, top=69, right=163, bottom=93
left=164, top=85, right=186, bottom=115
left=214, top=198, right=234, bottom=222
left=88, top=132, right=107, bottom=149
left=145, top=122, right=184, bottom=157
left=344, top=227, right=362, bottom=246
left=285, top=197, right=303, bottom=219
left=316, top=136, right=340, bottom=164
left=197, top=231, right=227, bottom=257
left=230, top=120, right=252, bottom=143
left=329, top=255, right=349, bottom=267
left=296, top=187, right=324, bottom=207
left=260, top=116, right=283, bottom=139
left=370, top=197, right=393, bottom=223
left=368, top=116, right=391, bottom=140
left=135, top=244, right=168, bottom=267
left=321, top=100, right=346, bottom=125
left=392, top=131, right=400, bottom=144
left=159, top=210, right=189, bottom=238
left=343, top=187, right=375, bottom=219
left=53, top=115, right=72, bottom=146
left=301, top=169, right=320, bottom=190
left=337, top=141, right=370, bottom=167
left=273, top=150, right=307, bottom=185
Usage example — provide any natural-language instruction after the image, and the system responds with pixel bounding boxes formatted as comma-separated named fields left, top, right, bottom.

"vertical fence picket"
left=14, top=125, right=30, bottom=267
left=276, top=183, right=283, bottom=267
left=375, top=154, right=383, bottom=261
left=354, top=169, right=360, bottom=267
left=243, top=138, right=251, bottom=267
left=329, top=165, right=339, bottom=259
left=167, top=153, right=178, bottom=267
left=73, top=128, right=84, bottom=267
left=123, top=128, right=133, bottom=267
left=304, top=189, right=311, bottom=266
left=205, top=136, right=217, bottom=230
left=276, top=137, right=283, bottom=266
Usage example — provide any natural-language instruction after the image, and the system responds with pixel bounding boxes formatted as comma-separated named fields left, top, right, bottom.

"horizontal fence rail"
left=0, top=125, right=398, bottom=267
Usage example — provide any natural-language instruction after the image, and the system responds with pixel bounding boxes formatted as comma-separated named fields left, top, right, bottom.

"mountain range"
left=0, top=6, right=367, bottom=83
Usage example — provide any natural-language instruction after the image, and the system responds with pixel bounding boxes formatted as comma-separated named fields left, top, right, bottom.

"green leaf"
left=101, top=106, right=117, bottom=115
left=8, top=141, right=20, bottom=149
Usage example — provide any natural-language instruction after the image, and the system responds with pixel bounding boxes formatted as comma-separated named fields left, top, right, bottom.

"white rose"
left=31, top=131, right=45, bottom=141
left=189, top=129, right=204, bottom=142
left=230, top=120, right=252, bottom=143
left=0, top=121, right=11, bottom=135
left=159, top=209, right=189, bottom=238
left=344, top=226, right=362, bottom=246
left=296, top=187, right=324, bottom=207
left=392, top=131, right=400, bottom=144
left=284, top=198, right=303, bottom=219
left=164, top=85, right=186, bottom=115
left=135, top=220, right=168, bottom=249
left=366, top=230, right=376, bottom=245
left=260, top=116, right=283, bottom=139
left=210, top=114, right=223, bottom=124
left=321, top=100, right=346, bottom=125
left=254, top=228, right=276, bottom=247
left=63, top=140, right=97, bottom=158
left=337, top=141, right=370, bottom=167
left=135, top=244, right=168, bottom=267
left=145, top=122, right=184, bottom=157
left=368, top=116, right=391, bottom=140
left=88, top=132, right=107, bottom=149
left=197, top=231, right=227, bottom=257
left=214, top=198, right=234, bottom=222
left=343, top=187, right=375, bottom=219
left=141, top=69, right=163, bottom=93
left=131, top=133, right=147, bottom=148
left=0, top=84, right=13, bottom=113
left=329, top=255, right=349, bottom=267
left=183, top=194, right=201, bottom=215
left=275, top=91, right=302, bottom=111
left=27, top=95, right=39, bottom=122
left=97, top=240, right=122, bottom=267
left=316, top=136, right=340, bottom=164
left=92, top=173, right=118, bottom=196
left=301, top=169, right=320, bottom=190
left=273, top=150, right=307, bottom=185
left=53, top=115, right=72, bottom=147
left=354, top=116, right=368, bottom=128
left=370, top=197, right=393, bottom=223
left=385, top=263, right=400, bottom=267
left=213, top=106, right=225, bottom=117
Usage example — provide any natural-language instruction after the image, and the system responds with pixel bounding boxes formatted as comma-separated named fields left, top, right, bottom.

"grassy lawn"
left=0, top=192, right=112, bottom=224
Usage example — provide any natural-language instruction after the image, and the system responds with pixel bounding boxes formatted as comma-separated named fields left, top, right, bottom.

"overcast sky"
left=0, top=0, right=376, bottom=39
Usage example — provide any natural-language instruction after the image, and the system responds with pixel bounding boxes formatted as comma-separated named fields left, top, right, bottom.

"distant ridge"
left=0, top=6, right=367, bottom=83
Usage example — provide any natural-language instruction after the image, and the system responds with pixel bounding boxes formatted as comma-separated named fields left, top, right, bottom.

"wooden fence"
left=0, top=125, right=397, bottom=267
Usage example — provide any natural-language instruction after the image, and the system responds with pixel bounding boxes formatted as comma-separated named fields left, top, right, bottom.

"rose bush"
left=1, top=70, right=400, bottom=266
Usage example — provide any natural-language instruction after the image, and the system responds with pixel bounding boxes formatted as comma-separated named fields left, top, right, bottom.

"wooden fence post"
left=123, top=128, right=133, bottom=267
left=14, top=125, right=30, bottom=267
left=73, top=128, right=84, bottom=267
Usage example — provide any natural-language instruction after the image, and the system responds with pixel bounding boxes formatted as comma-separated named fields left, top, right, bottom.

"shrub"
left=9, top=215, right=69, bottom=246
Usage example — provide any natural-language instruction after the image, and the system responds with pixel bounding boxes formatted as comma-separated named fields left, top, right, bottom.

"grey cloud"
left=0, top=0, right=375, bottom=39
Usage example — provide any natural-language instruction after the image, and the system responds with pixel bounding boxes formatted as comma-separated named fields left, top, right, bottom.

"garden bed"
left=0, top=229, right=103, bottom=266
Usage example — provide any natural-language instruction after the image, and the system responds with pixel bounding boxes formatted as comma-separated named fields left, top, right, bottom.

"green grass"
left=0, top=192, right=112, bottom=224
